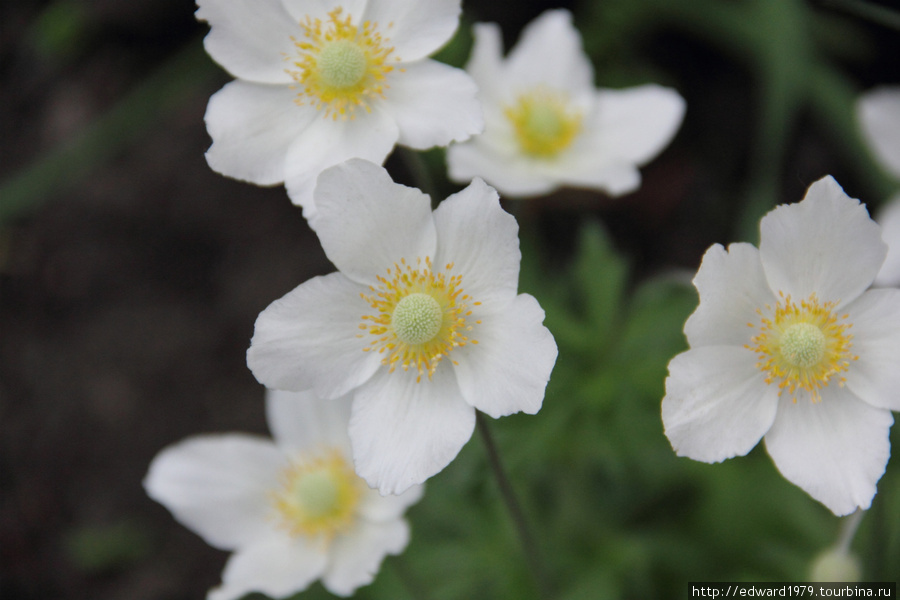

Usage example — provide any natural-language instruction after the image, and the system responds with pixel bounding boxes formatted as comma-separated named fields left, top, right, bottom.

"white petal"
left=446, top=141, right=557, bottom=197
left=362, top=0, right=461, bottom=61
left=578, top=84, right=685, bottom=165
left=453, top=294, right=556, bottom=418
left=357, top=484, right=424, bottom=522
left=247, top=272, right=381, bottom=399
left=759, top=176, right=886, bottom=303
left=554, top=160, right=642, bottom=197
left=322, top=519, right=410, bottom=596
left=196, top=0, right=297, bottom=83
left=204, top=81, right=317, bottom=186
left=764, top=387, right=893, bottom=516
left=311, top=159, right=436, bottom=285
left=844, top=288, right=900, bottom=412
left=280, top=0, right=366, bottom=23
left=662, top=346, right=779, bottom=463
left=857, top=86, right=900, bottom=179
left=143, top=435, right=284, bottom=551
left=284, top=110, right=399, bottom=219
left=349, top=367, right=475, bottom=495
left=207, top=533, right=329, bottom=600
left=465, top=22, right=506, bottom=103
left=381, top=60, right=483, bottom=149
left=265, top=388, right=353, bottom=455
left=874, top=193, right=900, bottom=287
left=504, top=10, right=594, bottom=96
left=684, top=243, right=775, bottom=348
left=431, top=178, right=520, bottom=310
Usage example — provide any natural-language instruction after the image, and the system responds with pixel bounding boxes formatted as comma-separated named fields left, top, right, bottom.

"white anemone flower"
left=662, top=176, right=900, bottom=516
left=446, top=9, right=685, bottom=198
left=857, top=86, right=900, bottom=286
left=144, top=389, right=422, bottom=599
left=247, top=158, right=558, bottom=495
left=196, top=0, right=483, bottom=218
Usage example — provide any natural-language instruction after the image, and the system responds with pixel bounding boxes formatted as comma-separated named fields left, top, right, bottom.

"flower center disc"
left=359, top=257, right=481, bottom=382
left=317, top=40, right=368, bottom=89
left=746, top=292, right=857, bottom=402
left=287, top=7, right=396, bottom=120
left=272, top=451, right=361, bottom=541
left=392, top=293, right=443, bottom=345
left=779, top=322, right=826, bottom=369
left=505, top=88, right=582, bottom=158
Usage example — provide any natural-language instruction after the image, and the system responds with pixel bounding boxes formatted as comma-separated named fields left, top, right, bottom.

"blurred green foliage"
left=64, top=520, right=153, bottom=574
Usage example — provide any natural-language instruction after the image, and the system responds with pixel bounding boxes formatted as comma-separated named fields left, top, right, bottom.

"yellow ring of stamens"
left=286, top=7, right=398, bottom=120
left=359, top=257, right=481, bottom=383
left=745, top=291, right=857, bottom=403
left=270, top=450, right=362, bottom=543
left=505, top=87, right=582, bottom=158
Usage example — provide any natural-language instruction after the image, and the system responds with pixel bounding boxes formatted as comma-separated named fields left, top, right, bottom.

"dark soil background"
left=2, top=1, right=899, bottom=599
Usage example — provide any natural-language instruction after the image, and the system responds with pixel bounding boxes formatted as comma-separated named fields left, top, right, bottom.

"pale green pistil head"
left=317, top=40, right=368, bottom=89
left=392, top=293, right=443, bottom=345
left=525, top=104, right=565, bottom=144
left=779, top=322, right=827, bottom=368
left=291, top=469, right=341, bottom=519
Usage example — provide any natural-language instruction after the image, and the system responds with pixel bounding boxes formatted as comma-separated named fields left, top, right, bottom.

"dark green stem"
left=476, top=413, right=551, bottom=600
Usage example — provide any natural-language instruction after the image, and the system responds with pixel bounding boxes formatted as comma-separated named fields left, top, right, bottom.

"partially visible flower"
left=247, top=159, right=557, bottom=495
left=857, top=86, right=900, bottom=286
left=446, top=9, right=685, bottom=198
left=857, top=86, right=900, bottom=180
left=144, top=389, right=422, bottom=599
left=196, top=0, right=483, bottom=218
left=662, top=176, right=900, bottom=516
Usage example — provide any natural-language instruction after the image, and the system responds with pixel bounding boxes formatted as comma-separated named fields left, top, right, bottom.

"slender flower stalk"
left=476, top=413, right=551, bottom=600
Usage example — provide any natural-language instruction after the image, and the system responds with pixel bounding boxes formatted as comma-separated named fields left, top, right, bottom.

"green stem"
left=836, top=509, right=865, bottom=555
left=476, top=413, right=551, bottom=600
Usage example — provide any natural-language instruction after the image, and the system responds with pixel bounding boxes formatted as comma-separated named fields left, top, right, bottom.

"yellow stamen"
left=746, top=291, right=857, bottom=403
left=505, top=87, right=582, bottom=158
left=286, top=8, right=397, bottom=120
left=270, top=449, right=361, bottom=542
left=359, top=257, right=481, bottom=382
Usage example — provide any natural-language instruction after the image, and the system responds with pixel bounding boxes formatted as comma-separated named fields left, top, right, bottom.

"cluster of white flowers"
left=145, top=0, right=900, bottom=596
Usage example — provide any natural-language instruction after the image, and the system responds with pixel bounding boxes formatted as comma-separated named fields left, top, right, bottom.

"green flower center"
left=272, top=451, right=361, bottom=540
left=779, top=322, right=827, bottom=369
left=317, top=39, right=368, bottom=89
left=291, top=468, right=342, bottom=519
left=505, top=89, right=582, bottom=158
left=391, top=292, right=443, bottom=345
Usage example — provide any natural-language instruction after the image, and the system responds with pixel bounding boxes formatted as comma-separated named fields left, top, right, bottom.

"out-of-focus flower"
left=196, top=0, right=483, bottom=218
left=247, top=159, right=557, bottom=495
left=144, top=389, right=422, bottom=599
left=858, top=86, right=900, bottom=180
left=446, top=9, right=685, bottom=198
left=858, top=86, right=900, bottom=286
left=662, top=176, right=900, bottom=516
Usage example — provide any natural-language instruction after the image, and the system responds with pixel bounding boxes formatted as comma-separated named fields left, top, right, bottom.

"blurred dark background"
left=2, top=0, right=900, bottom=599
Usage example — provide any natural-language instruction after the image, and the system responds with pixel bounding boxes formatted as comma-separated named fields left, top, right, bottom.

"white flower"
left=662, top=176, right=900, bottom=516
left=857, top=86, right=900, bottom=286
left=196, top=0, right=483, bottom=218
left=144, top=388, right=422, bottom=599
left=857, top=86, right=900, bottom=180
left=247, top=158, right=558, bottom=495
left=446, top=9, right=685, bottom=198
